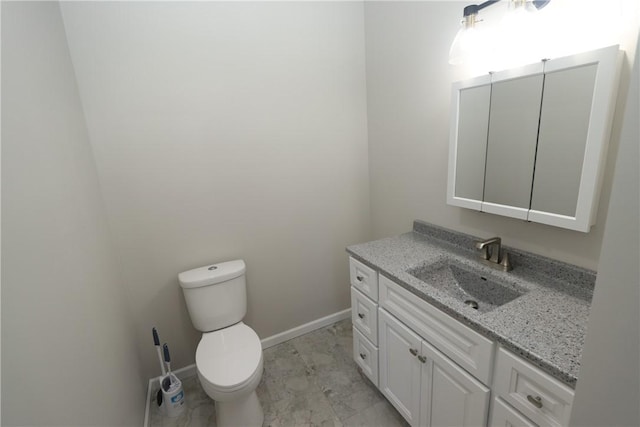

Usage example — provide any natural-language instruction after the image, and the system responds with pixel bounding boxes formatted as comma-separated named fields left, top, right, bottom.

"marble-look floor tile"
left=263, top=387, right=343, bottom=427
left=262, top=342, right=316, bottom=403
left=290, top=321, right=385, bottom=421
left=150, top=319, right=406, bottom=427
left=342, top=400, right=409, bottom=427
left=260, top=341, right=342, bottom=426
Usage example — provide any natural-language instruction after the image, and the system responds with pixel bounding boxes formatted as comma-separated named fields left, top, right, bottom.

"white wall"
left=364, top=0, right=638, bottom=270
left=1, top=2, right=145, bottom=425
left=4, top=6, right=633, bottom=427
left=570, top=36, right=639, bottom=427
left=59, top=1, right=370, bottom=379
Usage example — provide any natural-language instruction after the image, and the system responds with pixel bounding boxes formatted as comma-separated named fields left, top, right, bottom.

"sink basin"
left=408, top=259, right=527, bottom=313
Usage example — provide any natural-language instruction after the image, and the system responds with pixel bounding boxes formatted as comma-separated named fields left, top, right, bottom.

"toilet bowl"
left=196, top=322, right=264, bottom=426
left=178, top=260, right=264, bottom=427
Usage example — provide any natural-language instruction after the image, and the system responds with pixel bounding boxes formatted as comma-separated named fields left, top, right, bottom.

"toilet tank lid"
left=178, top=260, right=246, bottom=289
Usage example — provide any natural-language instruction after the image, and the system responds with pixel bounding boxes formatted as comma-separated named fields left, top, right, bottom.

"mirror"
left=448, top=45, right=621, bottom=232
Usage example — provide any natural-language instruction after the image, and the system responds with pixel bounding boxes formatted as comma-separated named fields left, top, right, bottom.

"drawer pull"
left=358, top=313, right=365, bottom=319
left=418, top=355, right=427, bottom=363
left=409, top=348, right=418, bottom=356
left=356, top=275, right=364, bottom=282
left=527, top=395, right=543, bottom=409
left=359, top=353, right=367, bottom=360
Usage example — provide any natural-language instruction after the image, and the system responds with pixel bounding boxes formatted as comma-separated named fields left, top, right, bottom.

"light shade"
left=449, top=13, right=492, bottom=66
left=449, top=26, right=470, bottom=65
left=449, top=21, right=481, bottom=65
left=494, top=1, right=541, bottom=69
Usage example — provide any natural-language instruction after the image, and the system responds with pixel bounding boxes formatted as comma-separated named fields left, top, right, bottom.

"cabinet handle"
left=409, top=348, right=418, bottom=356
left=358, top=313, right=365, bottom=319
left=356, top=275, right=364, bottom=282
left=359, top=353, right=367, bottom=360
left=418, top=355, right=427, bottom=363
left=527, top=395, right=543, bottom=409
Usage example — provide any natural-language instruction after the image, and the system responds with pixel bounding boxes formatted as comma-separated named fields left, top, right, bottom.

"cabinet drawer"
left=493, top=347, right=573, bottom=427
left=353, top=327, right=379, bottom=386
left=351, top=287, right=378, bottom=345
left=350, top=257, right=378, bottom=301
left=490, top=397, right=538, bottom=427
left=379, top=275, right=494, bottom=384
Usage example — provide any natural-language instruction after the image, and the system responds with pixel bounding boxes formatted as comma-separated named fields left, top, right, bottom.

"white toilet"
left=178, top=260, right=264, bottom=427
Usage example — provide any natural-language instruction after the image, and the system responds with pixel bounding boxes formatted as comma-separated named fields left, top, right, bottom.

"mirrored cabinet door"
left=482, top=65, right=544, bottom=219
left=530, top=63, right=598, bottom=217
left=528, top=46, right=621, bottom=231
left=448, top=75, right=492, bottom=210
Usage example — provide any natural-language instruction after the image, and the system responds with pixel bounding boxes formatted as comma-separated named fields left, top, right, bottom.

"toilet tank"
left=178, top=260, right=247, bottom=332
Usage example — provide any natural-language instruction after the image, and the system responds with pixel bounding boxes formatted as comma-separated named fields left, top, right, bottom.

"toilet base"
left=215, top=390, right=264, bottom=427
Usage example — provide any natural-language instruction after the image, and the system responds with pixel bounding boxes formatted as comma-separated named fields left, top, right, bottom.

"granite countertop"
left=346, top=220, right=596, bottom=389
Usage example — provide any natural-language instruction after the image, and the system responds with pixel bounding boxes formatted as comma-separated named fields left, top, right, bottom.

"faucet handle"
left=500, top=252, right=513, bottom=271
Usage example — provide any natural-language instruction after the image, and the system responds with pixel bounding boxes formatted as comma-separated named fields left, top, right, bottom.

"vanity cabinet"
left=448, top=45, right=621, bottom=232
left=348, top=259, right=577, bottom=427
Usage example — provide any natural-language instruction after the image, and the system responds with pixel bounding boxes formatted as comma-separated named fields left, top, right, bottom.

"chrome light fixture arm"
left=459, top=0, right=550, bottom=21
left=449, top=0, right=550, bottom=65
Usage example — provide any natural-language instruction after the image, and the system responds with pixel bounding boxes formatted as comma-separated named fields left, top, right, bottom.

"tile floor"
left=148, top=319, right=408, bottom=427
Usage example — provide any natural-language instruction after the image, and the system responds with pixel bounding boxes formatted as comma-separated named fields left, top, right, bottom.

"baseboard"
left=143, top=307, right=351, bottom=426
left=260, top=308, right=351, bottom=349
left=143, top=376, right=151, bottom=427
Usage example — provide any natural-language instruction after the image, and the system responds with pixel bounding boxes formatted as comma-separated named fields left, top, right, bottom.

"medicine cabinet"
left=447, top=45, right=621, bottom=232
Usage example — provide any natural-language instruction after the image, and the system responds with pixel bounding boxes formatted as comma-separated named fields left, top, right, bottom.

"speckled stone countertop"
left=346, top=220, right=596, bottom=389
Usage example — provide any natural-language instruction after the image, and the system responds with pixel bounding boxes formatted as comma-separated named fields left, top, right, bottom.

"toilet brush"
left=152, top=328, right=167, bottom=409
left=152, top=328, right=167, bottom=378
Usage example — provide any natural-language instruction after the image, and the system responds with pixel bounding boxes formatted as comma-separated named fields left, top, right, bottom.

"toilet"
left=178, top=260, right=264, bottom=427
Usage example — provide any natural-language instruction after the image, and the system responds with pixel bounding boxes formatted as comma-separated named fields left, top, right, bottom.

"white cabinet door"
left=379, top=309, right=422, bottom=427
left=420, top=339, right=490, bottom=427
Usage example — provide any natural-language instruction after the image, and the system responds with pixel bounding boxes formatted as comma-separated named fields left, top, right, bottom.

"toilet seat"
left=196, top=322, right=262, bottom=393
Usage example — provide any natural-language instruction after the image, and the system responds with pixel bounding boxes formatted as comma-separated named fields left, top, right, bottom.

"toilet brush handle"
left=163, top=343, right=172, bottom=376
left=152, top=327, right=160, bottom=346
left=163, top=343, right=171, bottom=364
left=156, top=347, right=166, bottom=377
left=152, top=328, right=166, bottom=376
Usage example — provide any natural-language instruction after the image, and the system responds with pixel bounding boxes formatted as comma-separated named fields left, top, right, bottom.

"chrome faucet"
left=475, top=237, right=512, bottom=271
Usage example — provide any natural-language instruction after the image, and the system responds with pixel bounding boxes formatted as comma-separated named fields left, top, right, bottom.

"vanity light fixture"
left=449, top=0, right=551, bottom=65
